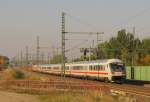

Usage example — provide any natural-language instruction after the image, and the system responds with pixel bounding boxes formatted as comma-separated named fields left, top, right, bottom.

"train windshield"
left=110, top=63, right=125, bottom=72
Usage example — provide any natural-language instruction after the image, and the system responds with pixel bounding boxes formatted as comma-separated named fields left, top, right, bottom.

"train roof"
left=34, top=59, right=123, bottom=67
left=68, top=59, right=122, bottom=64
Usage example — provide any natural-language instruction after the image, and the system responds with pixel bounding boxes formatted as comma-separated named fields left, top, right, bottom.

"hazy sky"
left=0, top=0, right=150, bottom=58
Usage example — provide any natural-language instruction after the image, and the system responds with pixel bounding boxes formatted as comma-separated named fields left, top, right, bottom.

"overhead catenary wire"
left=65, top=39, right=89, bottom=53
left=62, top=12, right=104, bottom=62
left=113, top=7, right=150, bottom=28
left=104, top=6, right=150, bottom=38
left=65, top=12, right=103, bottom=44
left=66, top=12, right=100, bottom=31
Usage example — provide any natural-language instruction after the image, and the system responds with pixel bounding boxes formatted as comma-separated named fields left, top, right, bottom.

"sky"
left=0, top=0, right=150, bottom=59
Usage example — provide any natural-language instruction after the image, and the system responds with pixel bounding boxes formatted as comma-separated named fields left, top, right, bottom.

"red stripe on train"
left=41, top=70, right=109, bottom=75
left=66, top=71, right=109, bottom=75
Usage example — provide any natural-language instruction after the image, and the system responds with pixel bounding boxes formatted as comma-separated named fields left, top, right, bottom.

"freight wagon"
left=126, top=66, right=150, bottom=81
left=0, top=56, right=9, bottom=70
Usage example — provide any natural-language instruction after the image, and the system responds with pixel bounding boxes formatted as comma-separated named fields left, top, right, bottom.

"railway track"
left=5, top=68, right=149, bottom=98
left=0, top=80, right=110, bottom=94
left=30, top=70, right=150, bottom=98
left=0, top=79, right=150, bottom=98
left=107, top=84, right=150, bottom=97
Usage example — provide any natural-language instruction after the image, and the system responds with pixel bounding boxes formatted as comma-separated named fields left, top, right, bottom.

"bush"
left=1, top=68, right=24, bottom=80
left=13, top=70, right=24, bottom=79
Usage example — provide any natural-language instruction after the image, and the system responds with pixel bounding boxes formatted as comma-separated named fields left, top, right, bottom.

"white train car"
left=32, top=59, right=126, bottom=82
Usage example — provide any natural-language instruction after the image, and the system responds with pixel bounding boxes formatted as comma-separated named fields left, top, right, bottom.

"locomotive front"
left=109, top=59, right=126, bottom=83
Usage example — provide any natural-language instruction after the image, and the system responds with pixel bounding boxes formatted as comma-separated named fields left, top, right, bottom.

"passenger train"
left=32, top=59, right=126, bottom=83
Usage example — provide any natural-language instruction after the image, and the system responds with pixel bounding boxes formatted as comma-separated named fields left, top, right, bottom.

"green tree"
left=75, top=29, right=150, bottom=65
left=97, top=29, right=142, bottom=65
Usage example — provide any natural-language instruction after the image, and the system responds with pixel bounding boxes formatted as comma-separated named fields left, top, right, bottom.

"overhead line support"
left=61, top=12, right=66, bottom=78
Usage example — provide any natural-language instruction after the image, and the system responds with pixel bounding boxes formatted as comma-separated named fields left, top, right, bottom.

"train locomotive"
left=0, top=56, right=9, bottom=71
left=32, top=59, right=126, bottom=83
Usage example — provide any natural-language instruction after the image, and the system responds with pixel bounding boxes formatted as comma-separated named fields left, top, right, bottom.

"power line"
left=112, top=7, right=150, bottom=29
left=65, top=39, right=89, bottom=53
left=66, top=12, right=100, bottom=31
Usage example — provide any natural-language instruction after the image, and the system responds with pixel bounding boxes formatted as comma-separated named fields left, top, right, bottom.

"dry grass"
left=0, top=68, right=44, bottom=80
left=0, top=68, right=149, bottom=102
left=38, top=91, right=136, bottom=102
left=0, top=68, right=24, bottom=80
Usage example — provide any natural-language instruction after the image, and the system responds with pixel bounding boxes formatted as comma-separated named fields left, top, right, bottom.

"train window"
left=98, top=65, right=105, bottom=71
left=91, top=65, right=93, bottom=71
left=96, top=65, right=99, bottom=71
left=97, top=65, right=99, bottom=70
left=89, top=65, right=91, bottom=70
left=90, top=65, right=94, bottom=71
left=72, top=66, right=83, bottom=70
left=53, top=67, right=59, bottom=70
left=110, top=63, right=124, bottom=72
left=92, top=66, right=94, bottom=71
left=65, top=66, right=69, bottom=70
left=90, top=66, right=92, bottom=70
left=97, top=65, right=99, bottom=71
left=102, top=66, right=104, bottom=71
left=99, top=66, right=101, bottom=70
left=95, top=65, right=97, bottom=71
left=103, top=66, right=105, bottom=70
left=93, top=65, right=95, bottom=71
left=98, top=65, right=100, bottom=71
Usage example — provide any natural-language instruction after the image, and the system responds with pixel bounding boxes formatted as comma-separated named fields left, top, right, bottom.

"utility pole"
left=61, top=12, right=66, bottom=78
left=96, top=32, right=101, bottom=59
left=89, top=40, right=95, bottom=61
left=36, top=36, right=40, bottom=65
left=131, top=27, right=135, bottom=79
left=60, top=12, right=104, bottom=78
left=41, top=52, right=44, bottom=64
left=25, top=46, right=29, bottom=66
left=20, top=51, right=23, bottom=67
left=47, top=53, right=51, bottom=64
